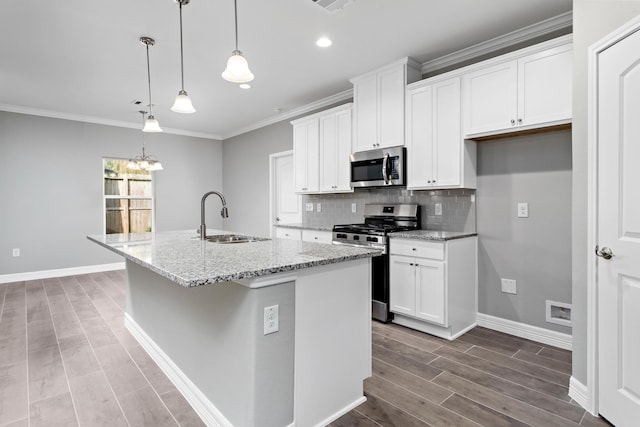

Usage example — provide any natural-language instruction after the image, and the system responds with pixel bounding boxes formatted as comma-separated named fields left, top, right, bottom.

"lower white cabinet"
left=275, top=227, right=332, bottom=244
left=275, top=227, right=302, bottom=241
left=389, top=237, right=477, bottom=340
left=301, top=229, right=332, bottom=244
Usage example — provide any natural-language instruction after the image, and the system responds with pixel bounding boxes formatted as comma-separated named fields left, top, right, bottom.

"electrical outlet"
left=351, top=203, right=357, bottom=213
left=316, top=203, right=322, bottom=213
left=501, top=278, right=517, bottom=294
left=517, top=202, right=529, bottom=218
left=12, top=248, right=20, bottom=257
left=305, top=203, right=313, bottom=212
left=264, top=305, right=279, bottom=335
left=435, top=203, right=442, bottom=216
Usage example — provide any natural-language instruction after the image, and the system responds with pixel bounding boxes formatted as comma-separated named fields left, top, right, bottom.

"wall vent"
left=312, top=0, right=354, bottom=13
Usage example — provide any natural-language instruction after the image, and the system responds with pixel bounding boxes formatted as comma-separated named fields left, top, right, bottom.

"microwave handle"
left=382, top=153, right=390, bottom=184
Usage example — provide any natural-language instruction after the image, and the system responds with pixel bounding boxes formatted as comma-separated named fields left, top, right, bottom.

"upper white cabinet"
left=292, top=118, right=320, bottom=193
left=291, top=103, right=353, bottom=194
left=350, top=58, right=421, bottom=152
left=463, top=38, right=572, bottom=138
left=319, top=107, right=352, bottom=192
left=406, top=76, right=476, bottom=189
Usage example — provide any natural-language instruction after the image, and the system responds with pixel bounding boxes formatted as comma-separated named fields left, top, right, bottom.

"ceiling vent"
left=312, top=0, right=354, bottom=13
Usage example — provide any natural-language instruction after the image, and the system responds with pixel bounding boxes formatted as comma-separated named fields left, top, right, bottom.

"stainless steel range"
left=332, top=203, right=420, bottom=322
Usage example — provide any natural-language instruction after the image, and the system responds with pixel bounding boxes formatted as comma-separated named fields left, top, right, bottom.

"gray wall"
left=477, top=130, right=572, bottom=333
left=0, top=111, right=223, bottom=275
left=571, top=0, right=640, bottom=384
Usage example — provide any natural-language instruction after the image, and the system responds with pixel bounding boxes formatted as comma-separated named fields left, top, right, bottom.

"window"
left=103, top=158, right=154, bottom=234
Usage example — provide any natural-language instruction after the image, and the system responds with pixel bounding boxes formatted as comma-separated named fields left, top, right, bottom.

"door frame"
left=268, top=150, right=298, bottom=238
left=585, top=13, right=640, bottom=416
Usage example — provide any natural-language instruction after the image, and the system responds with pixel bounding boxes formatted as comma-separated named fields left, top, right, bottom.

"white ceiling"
left=0, top=0, right=572, bottom=140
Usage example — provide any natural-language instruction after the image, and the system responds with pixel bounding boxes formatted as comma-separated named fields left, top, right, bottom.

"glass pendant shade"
left=222, top=50, right=254, bottom=83
left=143, top=115, right=162, bottom=132
left=171, top=90, right=196, bottom=113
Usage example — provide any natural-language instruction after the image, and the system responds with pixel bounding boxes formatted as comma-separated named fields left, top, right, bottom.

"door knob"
left=595, top=245, right=614, bottom=260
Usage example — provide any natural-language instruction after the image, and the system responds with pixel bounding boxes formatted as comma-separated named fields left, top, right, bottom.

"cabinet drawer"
left=390, top=239, right=445, bottom=260
left=276, top=228, right=302, bottom=241
left=301, top=229, right=332, bottom=244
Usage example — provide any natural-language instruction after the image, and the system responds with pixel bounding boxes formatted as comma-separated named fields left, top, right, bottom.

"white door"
left=270, top=151, right=301, bottom=235
left=596, top=24, right=640, bottom=426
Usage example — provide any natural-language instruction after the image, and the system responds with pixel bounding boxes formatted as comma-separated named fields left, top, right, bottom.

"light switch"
left=517, top=202, right=529, bottom=218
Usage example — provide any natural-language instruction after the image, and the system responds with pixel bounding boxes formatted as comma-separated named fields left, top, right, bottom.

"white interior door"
left=270, top=151, right=301, bottom=235
left=596, top=24, right=640, bottom=427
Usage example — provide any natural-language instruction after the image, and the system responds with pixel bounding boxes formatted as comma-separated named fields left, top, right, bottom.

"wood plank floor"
left=331, top=322, right=612, bottom=427
left=1, top=271, right=613, bottom=426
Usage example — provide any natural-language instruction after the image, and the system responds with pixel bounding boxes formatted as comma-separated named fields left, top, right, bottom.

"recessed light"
left=316, top=37, right=332, bottom=48
left=239, top=83, right=251, bottom=89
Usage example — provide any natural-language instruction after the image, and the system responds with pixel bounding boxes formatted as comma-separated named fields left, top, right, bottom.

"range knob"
left=336, top=233, right=347, bottom=239
left=366, top=236, right=378, bottom=242
left=353, top=235, right=360, bottom=241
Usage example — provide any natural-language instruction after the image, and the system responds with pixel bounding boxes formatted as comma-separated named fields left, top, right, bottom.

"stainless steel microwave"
left=350, top=146, right=406, bottom=188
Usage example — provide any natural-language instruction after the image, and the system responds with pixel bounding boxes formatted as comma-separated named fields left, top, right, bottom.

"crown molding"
left=421, top=11, right=573, bottom=74
left=221, top=89, right=353, bottom=140
left=0, top=104, right=223, bottom=140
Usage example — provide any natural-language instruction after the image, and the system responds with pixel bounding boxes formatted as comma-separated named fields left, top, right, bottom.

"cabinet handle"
left=314, top=237, right=318, bottom=240
left=510, top=119, right=516, bottom=126
left=412, top=248, right=417, bottom=251
left=518, top=118, right=523, bottom=124
left=409, top=263, right=414, bottom=266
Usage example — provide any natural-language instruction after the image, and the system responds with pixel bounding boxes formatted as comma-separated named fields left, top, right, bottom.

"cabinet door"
left=319, top=114, right=337, bottom=192
left=378, top=64, right=406, bottom=148
left=353, top=74, right=378, bottom=152
left=433, top=77, right=461, bottom=187
left=518, top=44, right=572, bottom=127
left=293, top=119, right=319, bottom=193
left=335, top=109, right=353, bottom=191
left=463, top=60, right=518, bottom=136
left=415, top=259, right=446, bottom=325
left=406, top=84, right=434, bottom=189
left=389, top=255, right=416, bottom=316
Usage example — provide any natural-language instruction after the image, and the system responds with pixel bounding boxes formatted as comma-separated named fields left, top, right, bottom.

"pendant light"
left=171, top=0, right=196, bottom=113
left=128, top=111, right=163, bottom=171
left=221, top=0, right=254, bottom=83
left=140, top=36, right=163, bottom=132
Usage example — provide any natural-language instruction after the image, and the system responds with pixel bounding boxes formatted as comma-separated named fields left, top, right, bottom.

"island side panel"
left=124, top=260, right=295, bottom=427
left=294, top=258, right=372, bottom=426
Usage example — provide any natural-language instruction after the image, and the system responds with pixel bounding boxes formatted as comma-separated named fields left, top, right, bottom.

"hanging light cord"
left=233, top=0, right=239, bottom=52
left=145, top=42, right=154, bottom=116
left=178, top=1, right=185, bottom=90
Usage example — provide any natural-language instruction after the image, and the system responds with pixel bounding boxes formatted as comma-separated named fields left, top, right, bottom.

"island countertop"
left=87, top=230, right=380, bottom=288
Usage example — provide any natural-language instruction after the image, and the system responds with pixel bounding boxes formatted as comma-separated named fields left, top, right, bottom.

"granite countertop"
left=390, top=230, right=478, bottom=241
left=275, top=223, right=334, bottom=232
left=87, top=230, right=379, bottom=288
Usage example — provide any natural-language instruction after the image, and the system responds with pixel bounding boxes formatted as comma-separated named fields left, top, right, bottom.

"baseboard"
left=477, top=313, right=572, bottom=350
left=0, top=262, right=125, bottom=284
left=124, top=313, right=232, bottom=427
left=569, top=376, right=591, bottom=412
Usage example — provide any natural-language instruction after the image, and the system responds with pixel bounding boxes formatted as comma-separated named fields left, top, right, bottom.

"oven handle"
left=382, top=153, right=390, bottom=185
left=331, top=239, right=387, bottom=254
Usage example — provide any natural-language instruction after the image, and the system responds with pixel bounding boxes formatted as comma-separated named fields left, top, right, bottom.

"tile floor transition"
left=0, top=271, right=613, bottom=427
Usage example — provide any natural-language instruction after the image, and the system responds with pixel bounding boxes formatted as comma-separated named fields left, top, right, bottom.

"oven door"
left=350, top=146, right=405, bottom=188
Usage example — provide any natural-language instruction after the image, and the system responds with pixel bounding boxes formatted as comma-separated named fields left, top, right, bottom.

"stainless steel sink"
left=205, top=234, right=269, bottom=244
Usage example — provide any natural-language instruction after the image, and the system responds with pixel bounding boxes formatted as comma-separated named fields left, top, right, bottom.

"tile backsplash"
left=302, top=188, right=476, bottom=232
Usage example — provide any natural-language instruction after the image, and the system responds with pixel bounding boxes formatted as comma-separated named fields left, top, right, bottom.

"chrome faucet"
left=200, top=191, right=228, bottom=240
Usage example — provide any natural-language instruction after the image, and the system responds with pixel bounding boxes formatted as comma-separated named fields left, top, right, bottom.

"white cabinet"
left=276, top=227, right=332, bottom=244
left=276, top=227, right=302, bottom=241
left=293, top=118, right=320, bottom=193
left=463, top=41, right=572, bottom=137
left=389, top=237, right=477, bottom=340
left=292, top=104, right=353, bottom=194
left=319, top=107, right=352, bottom=192
left=301, top=229, right=332, bottom=244
left=350, top=58, right=421, bottom=152
left=406, top=76, right=476, bottom=189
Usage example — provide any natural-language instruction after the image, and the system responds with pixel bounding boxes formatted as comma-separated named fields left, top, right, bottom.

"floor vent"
left=312, top=0, right=354, bottom=13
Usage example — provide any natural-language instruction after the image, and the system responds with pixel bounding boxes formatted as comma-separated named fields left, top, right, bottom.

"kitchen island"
left=88, top=230, right=380, bottom=427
